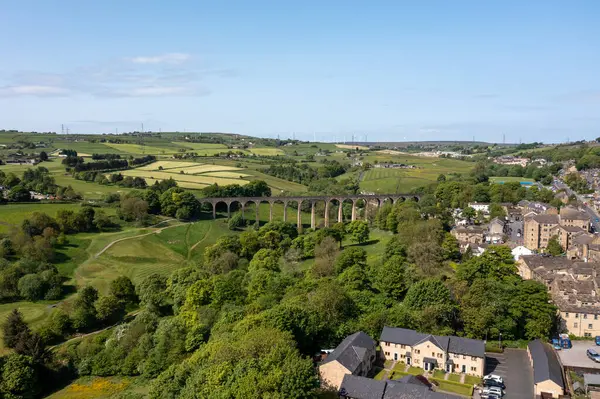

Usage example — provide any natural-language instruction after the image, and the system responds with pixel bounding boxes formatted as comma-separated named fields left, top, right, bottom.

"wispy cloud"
left=0, top=85, right=70, bottom=97
left=0, top=53, right=232, bottom=98
left=128, top=53, right=191, bottom=65
left=556, top=89, right=600, bottom=103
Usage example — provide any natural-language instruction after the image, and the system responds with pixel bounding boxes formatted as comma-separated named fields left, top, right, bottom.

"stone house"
left=379, top=327, right=485, bottom=377
left=528, top=339, right=564, bottom=398
left=319, top=331, right=377, bottom=389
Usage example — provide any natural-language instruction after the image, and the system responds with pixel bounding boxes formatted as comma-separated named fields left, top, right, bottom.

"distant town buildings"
left=493, top=155, right=529, bottom=167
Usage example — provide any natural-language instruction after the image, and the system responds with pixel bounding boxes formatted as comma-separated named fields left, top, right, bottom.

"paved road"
left=484, top=349, right=533, bottom=399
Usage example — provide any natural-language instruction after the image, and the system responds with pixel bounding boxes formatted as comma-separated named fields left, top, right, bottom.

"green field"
left=489, top=176, right=535, bottom=183
left=74, top=220, right=230, bottom=293
left=0, top=203, right=91, bottom=233
left=248, top=147, right=285, bottom=156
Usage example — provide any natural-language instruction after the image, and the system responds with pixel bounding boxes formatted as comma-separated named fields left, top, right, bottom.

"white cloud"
left=0, top=85, right=70, bottom=97
left=128, top=53, right=191, bottom=65
left=96, top=85, right=210, bottom=98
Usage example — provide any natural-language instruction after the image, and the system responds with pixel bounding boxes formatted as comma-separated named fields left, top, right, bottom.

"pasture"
left=0, top=203, right=89, bottom=233
left=489, top=176, right=535, bottom=183
left=248, top=147, right=285, bottom=156
left=75, top=220, right=230, bottom=293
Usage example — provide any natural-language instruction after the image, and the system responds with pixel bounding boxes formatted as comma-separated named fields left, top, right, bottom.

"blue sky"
left=1, top=1, right=599, bottom=143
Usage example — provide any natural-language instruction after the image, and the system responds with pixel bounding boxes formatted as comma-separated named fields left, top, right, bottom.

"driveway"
left=484, top=349, right=533, bottom=399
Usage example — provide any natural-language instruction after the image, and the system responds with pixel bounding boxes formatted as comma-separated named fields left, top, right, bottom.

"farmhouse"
left=318, top=331, right=377, bottom=389
left=379, top=327, right=485, bottom=377
left=527, top=339, right=564, bottom=398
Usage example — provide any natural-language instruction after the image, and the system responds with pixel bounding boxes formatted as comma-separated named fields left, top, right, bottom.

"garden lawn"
left=463, top=375, right=481, bottom=385
left=447, top=373, right=462, bottom=382
left=407, top=366, right=425, bottom=375
left=431, top=379, right=473, bottom=396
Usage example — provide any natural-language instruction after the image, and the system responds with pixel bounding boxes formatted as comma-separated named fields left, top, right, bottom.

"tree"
left=228, top=212, right=244, bottom=230
left=312, top=237, right=339, bottom=277
left=462, top=207, right=476, bottom=222
left=17, top=274, right=44, bottom=301
left=404, top=278, right=453, bottom=310
left=1, top=354, right=39, bottom=399
left=93, top=210, right=112, bottom=231
left=39, top=151, right=48, bottom=161
left=7, top=186, right=31, bottom=202
left=441, top=233, right=461, bottom=261
left=2, top=309, right=30, bottom=349
left=137, top=274, right=167, bottom=312
left=372, top=255, right=408, bottom=300
left=248, top=248, right=280, bottom=272
left=489, top=203, right=507, bottom=220
left=546, top=236, right=563, bottom=256
left=456, top=246, right=518, bottom=285
left=109, top=276, right=138, bottom=305
left=334, top=247, right=367, bottom=275
left=346, top=220, right=370, bottom=244
left=71, top=286, right=99, bottom=331
left=96, top=295, right=126, bottom=324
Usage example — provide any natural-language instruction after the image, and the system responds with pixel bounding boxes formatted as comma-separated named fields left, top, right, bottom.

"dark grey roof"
left=528, top=339, right=564, bottom=388
left=384, top=379, right=462, bottom=399
left=321, top=331, right=376, bottom=373
left=340, top=374, right=386, bottom=399
left=380, top=327, right=485, bottom=358
left=423, top=357, right=438, bottom=364
left=533, top=214, right=560, bottom=224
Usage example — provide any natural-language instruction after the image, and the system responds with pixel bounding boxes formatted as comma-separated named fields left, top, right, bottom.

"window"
left=384, top=342, right=389, bottom=346
left=595, top=315, right=598, bottom=320
left=401, top=344, right=406, bottom=349
left=565, top=313, right=569, bottom=318
left=453, top=354, right=459, bottom=358
left=584, top=314, right=588, bottom=319
left=575, top=313, right=579, bottom=318
left=471, top=367, right=477, bottom=372
left=574, top=323, right=578, bottom=328
left=585, top=333, right=592, bottom=337
left=415, top=349, right=420, bottom=354
left=395, top=344, right=398, bottom=348
left=471, top=356, right=477, bottom=361
left=385, top=352, right=390, bottom=356
left=463, top=355, right=466, bottom=359
left=432, top=352, right=435, bottom=357
left=589, top=324, right=593, bottom=329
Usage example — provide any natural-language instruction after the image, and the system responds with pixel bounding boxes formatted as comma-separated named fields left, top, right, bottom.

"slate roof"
left=380, top=327, right=485, bottom=358
left=321, top=331, right=376, bottom=373
left=340, top=374, right=386, bottom=399
left=339, top=375, right=462, bottom=399
left=528, top=339, right=564, bottom=388
left=532, top=214, right=560, bottom=224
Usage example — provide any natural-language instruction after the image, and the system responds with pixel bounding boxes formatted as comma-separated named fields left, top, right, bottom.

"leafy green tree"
left=71, top=286, right=99, bottom=331
left=0, top=354, right=38, bottom=399
left=462, top=206, right=476, bottom=222
left=372, top=255, right=408, bottom=300
left=7, top=186, right=31, bottom=202
left=248, top=248, right=280, bottom=272
left=456, top=246, right=518, bottom=285
left=38, top=309, right=71, bottom=343
left=2, top=309, right=30, bottom=349
left=109, top=276, right=138, bottom=305
left=96, top=295, right=126, bottom=325
left=404, top=278, right=453, bottom=310
left=441, top=233, right=461, bottom=261
left=346, top=220, right=370, bottom=244
left=546, top=236, right=563, bottom=256
left=228, top=212, right=244, bottom=230
left=17, top=274, right=44, bottom=301
left=137, top=274, right=168, bottom=313
left=334, top=247, right=367, bottom=275
left=489, top=203, right=506, bottom=220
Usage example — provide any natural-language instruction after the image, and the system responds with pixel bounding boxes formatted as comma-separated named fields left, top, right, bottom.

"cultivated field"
left=248, top=147, right=285, bottom=156
left=119, top=168, right=248, bottom=187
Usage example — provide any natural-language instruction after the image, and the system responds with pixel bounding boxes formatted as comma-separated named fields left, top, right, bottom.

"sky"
left=1, top=1, right=599, bottom=143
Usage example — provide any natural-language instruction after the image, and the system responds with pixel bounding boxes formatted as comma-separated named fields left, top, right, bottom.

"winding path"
left=93, top=219, right=181, bottom=258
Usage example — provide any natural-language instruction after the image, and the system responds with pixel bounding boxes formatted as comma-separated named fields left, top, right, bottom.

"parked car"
left=595, top=336, right=600, bottom=346
left=483, top=379, right=505, bottom=389
left=552, top=338, right=561, bottom=350
left=484, top=374, right=504, bottom=385
left=481, top=386, right=504, bottom=397
left=587, top=348, right=600, bottom=362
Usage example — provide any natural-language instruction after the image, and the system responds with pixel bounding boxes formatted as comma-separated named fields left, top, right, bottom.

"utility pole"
left=503, top=133, right=506, bottom=144
left=61, top=124, right=64, bottom=135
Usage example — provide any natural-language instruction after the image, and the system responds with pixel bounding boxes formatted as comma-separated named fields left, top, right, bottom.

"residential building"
left=517, top=256, right=600, bottom=337
left=527, top=339, right=565, bottom=398
left=379, top=327, right=485, bottom=377
left=487, top=217, right=505, bottom=243
left=451, top=226, right=485, bottom=244
left=511, top=245, right=533, bottom=261
left=523, top=206, right=590, bottom=251
left=467, top=202, right=489, bottom=213
left=319, top=331, right=377, bottom=389
left=460, top=242, right=487, bottom=257
left=339, top=374, right=462, bottom=399
left=566, top=233, right=600, bottom=262
left=555, top=191, right=569, bottom=205
left=517, top=200, right=558, bottom=215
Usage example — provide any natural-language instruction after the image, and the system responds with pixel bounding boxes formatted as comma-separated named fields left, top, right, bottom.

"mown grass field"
left=74, top=219, right=230, bottom=293
left=353, top=153, right=474, bottom=193
left=489, top=176, right=535, bottom=183
left=248, top=147, right=285, bottom=156
left=0, top=203, right=94, bottom=233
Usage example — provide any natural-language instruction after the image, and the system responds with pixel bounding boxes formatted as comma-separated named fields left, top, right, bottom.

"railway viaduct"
left=198, top=194, right=419, bottom=230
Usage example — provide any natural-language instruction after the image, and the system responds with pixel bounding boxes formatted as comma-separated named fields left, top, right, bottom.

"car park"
left=587, top=348, right=600, bottom=363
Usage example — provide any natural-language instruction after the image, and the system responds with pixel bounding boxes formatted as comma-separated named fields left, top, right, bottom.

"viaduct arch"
left=199, top=194, right=419, bottom=231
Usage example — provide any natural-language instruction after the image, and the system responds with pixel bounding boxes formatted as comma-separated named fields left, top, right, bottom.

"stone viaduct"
left=198, top=194, right=419, bottom=230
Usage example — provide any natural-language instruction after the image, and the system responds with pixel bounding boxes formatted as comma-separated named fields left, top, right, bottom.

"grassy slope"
left=46, top=376, right=148, bottom=399
left=0, top=301, right=55, bottom=355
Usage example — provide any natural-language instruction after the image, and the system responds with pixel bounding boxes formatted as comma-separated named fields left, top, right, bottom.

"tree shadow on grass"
left=348, top=239, right=380, bottom=247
